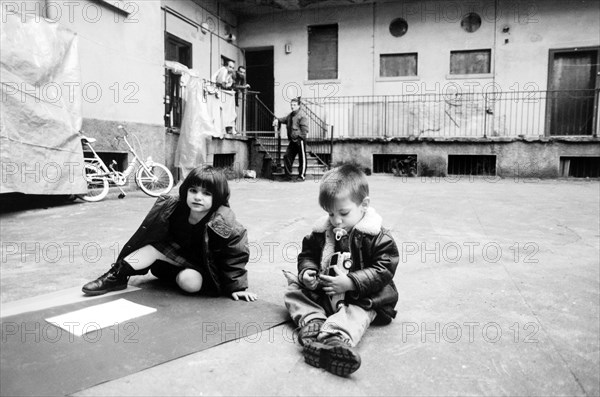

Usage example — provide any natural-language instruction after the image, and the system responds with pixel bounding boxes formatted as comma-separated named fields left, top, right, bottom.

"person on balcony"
left=212, top=60, right=237, bottom=134
left=273, top=97, right=309, bottom=181
left=233, top=65, right=250, bottom=107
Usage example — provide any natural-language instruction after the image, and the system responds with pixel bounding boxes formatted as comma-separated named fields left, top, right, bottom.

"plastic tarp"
left=1, top=11, right=87, bottom=195
left=169, top=61, right=221, bottom=179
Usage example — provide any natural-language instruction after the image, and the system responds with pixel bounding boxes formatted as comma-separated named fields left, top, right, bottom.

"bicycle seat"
left=81, top=136, right=96, bottom=144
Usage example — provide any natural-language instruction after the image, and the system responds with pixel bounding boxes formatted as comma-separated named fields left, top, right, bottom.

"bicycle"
left=79, top=125, right=174, bottom=202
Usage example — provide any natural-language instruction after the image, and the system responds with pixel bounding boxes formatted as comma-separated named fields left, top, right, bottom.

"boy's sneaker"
left=297, top=319, right=324, bottom=346
left=303, top=334, right=361, bottom=377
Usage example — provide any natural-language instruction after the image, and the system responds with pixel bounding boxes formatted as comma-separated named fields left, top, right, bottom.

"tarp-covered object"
left=169, top=61, right=219, bottom=179
left=1, top=11, right=87, bottom=195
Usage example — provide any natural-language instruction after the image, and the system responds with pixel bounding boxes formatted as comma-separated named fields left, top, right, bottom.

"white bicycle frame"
left=83, top=130, right=157, bottom=197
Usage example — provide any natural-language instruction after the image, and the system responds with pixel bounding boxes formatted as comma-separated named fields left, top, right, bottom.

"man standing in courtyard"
left=273, top=97, right=309, bottom=181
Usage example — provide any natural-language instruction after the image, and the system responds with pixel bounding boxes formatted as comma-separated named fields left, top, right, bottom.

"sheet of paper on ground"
left=46, top=298, right=157, bottom=336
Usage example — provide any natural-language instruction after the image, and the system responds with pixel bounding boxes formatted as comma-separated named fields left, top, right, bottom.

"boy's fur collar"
left=312, top=207, right=382, bottom=236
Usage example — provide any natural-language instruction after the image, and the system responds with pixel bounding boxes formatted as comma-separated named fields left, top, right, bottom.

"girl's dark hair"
left=179, top=166, right=230, bottom=209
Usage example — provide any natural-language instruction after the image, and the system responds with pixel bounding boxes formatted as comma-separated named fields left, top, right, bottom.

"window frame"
left=448, top=49, right=492, bottom=77
left=307, top=24, right=339, bottom=81
left=164, top=33, right=193, bottom=131
left=379, top=52, right=418, bottom=78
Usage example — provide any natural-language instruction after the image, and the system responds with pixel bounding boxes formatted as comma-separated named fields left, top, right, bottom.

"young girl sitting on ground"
left=82, top=166, right=257, bottom=302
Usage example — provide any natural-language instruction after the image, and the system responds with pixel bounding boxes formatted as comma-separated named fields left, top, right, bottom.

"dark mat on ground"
left=0, top=284, right=289, bottom=396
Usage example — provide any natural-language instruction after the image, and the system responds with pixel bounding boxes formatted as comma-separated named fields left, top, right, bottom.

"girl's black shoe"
left=82, top=260, right=137, bottom=296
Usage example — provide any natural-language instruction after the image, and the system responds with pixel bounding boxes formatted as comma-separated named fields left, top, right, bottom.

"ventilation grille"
left=560, top=157, right=600, bottom=178
left=373, top=154, right=417, bottom=174
left=213, top=153, right=235, bottom=168
left=448, top=155, right=496, bottom=176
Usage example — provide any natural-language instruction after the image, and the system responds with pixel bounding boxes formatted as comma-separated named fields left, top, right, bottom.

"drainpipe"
left=371, top=2, right=376, bottom=96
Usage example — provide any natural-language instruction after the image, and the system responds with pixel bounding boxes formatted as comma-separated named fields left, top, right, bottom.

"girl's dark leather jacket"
left=118, top=195, right=249, bottom=295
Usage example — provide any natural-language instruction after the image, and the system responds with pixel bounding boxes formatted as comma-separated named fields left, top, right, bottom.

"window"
left=165, top=33, right=192, bottom=68
left=389, top=18, right=408, bottom=37
left=221, top=55, right=234, bottom=67
left=450, top=49, right=491, bottom=74
left=308, top=24, right=338, bottom=80
left=164, top=33, right=192, bottom=129
left=448, top=155, right=496, bottom=176
left=380, top=53, right=417, bottom=77
left=460, top=13, right=482, bottom=33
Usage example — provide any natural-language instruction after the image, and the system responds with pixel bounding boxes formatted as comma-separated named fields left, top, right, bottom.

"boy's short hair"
left=319, top=164, right=369, bottom=212
left=290, top=97, right=301, bottom=104
left=179, top=166, right=230, bottom=209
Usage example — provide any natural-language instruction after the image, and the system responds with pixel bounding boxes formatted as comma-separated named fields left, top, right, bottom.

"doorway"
left=244, top=48, right=274, bottom=130
left=546, top=47, right=599, bottom=136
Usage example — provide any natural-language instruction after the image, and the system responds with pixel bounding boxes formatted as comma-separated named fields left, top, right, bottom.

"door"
left=245, top=48, right=274, bottom=131
left=547, top=48, right=599, bottom=136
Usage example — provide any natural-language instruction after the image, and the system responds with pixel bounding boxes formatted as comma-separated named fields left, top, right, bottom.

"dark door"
left=245, top=48, right=274, bottom=130
left=547, top=48, right=599, bottom=135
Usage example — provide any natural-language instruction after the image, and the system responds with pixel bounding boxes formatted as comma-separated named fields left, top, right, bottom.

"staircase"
left=240, top=93, right=331, bottom=181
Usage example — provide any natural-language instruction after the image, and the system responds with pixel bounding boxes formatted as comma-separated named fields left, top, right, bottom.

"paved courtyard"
left=1, top=175, right=599, bottom=396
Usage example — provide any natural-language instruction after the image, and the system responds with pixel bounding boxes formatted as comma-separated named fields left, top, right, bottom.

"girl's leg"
left=82, top=245, right=173, bottom=296
left=176, top=269, right=203, bottom=293
left=124, top=245, right=178, bottom=270
left=128, top=246, right=203, bottom=293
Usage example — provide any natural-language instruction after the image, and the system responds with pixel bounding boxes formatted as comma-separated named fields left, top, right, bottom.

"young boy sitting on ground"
left=283, top=163, right=400, bottom=377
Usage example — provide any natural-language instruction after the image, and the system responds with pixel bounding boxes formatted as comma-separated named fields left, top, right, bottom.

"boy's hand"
left=231, top=290, right=258, bottom=302
left=319, top=266, right=355, bottom=295
left=272, top=118, right=278, bottom=127
left=301, top=269, right=319, bottom=290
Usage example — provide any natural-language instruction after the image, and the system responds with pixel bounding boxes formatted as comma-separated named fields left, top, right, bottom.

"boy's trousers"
left=283, top=139, right=307, bottom=178
left=284, top=285, right=376, bottom=347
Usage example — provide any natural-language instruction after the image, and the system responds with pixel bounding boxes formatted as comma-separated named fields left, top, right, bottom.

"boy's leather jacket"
left=297, top=208, right=400, bottom=324
left=118, top=195, right=249, bottom=295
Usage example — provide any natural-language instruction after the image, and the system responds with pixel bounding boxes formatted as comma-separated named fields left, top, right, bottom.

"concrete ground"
left=1, top=175, right=599, bottom=396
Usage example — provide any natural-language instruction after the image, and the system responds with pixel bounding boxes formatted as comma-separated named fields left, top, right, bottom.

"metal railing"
left=237, top=92, right=282, bottom=167
left=239, top=93, right=333, bottom=169
left=300, top=102, right=333, bottom=166
left=304, top=89, right=599, bottom=138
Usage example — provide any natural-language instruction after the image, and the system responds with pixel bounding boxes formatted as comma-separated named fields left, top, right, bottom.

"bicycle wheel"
left=80, top=163, right=109, bottom=202
left=135, top=163, right=174, bottom=197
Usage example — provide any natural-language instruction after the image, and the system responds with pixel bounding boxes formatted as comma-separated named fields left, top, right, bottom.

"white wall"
left=161, top=0, right=243, bottom=82
left=238, top=0, right=600, bottom=117
left=16, top=0, right=166, bottom=125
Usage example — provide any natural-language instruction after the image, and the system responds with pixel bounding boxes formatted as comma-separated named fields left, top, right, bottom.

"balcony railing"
left=303, top=89, right=599, bottom=138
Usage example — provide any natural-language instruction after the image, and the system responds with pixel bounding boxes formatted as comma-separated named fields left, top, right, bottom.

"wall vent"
left=560, top=157, right=600, bottom=178
left=448, top=155, right=496, bottom=176
left=373, top=154, right=417, bottom=174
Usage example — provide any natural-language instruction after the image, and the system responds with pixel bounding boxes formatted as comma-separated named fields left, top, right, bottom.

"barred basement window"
left=213, top=153, right=235, bottom=168
left=373, top=154, right=417, bottom=175
left=380, top=53, right=417, bottom=77
left=560, top=157, right=600, bottom=178
left=448, top=155, right=496, bottom=176
left=450, top=49, right=491, bottom=74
